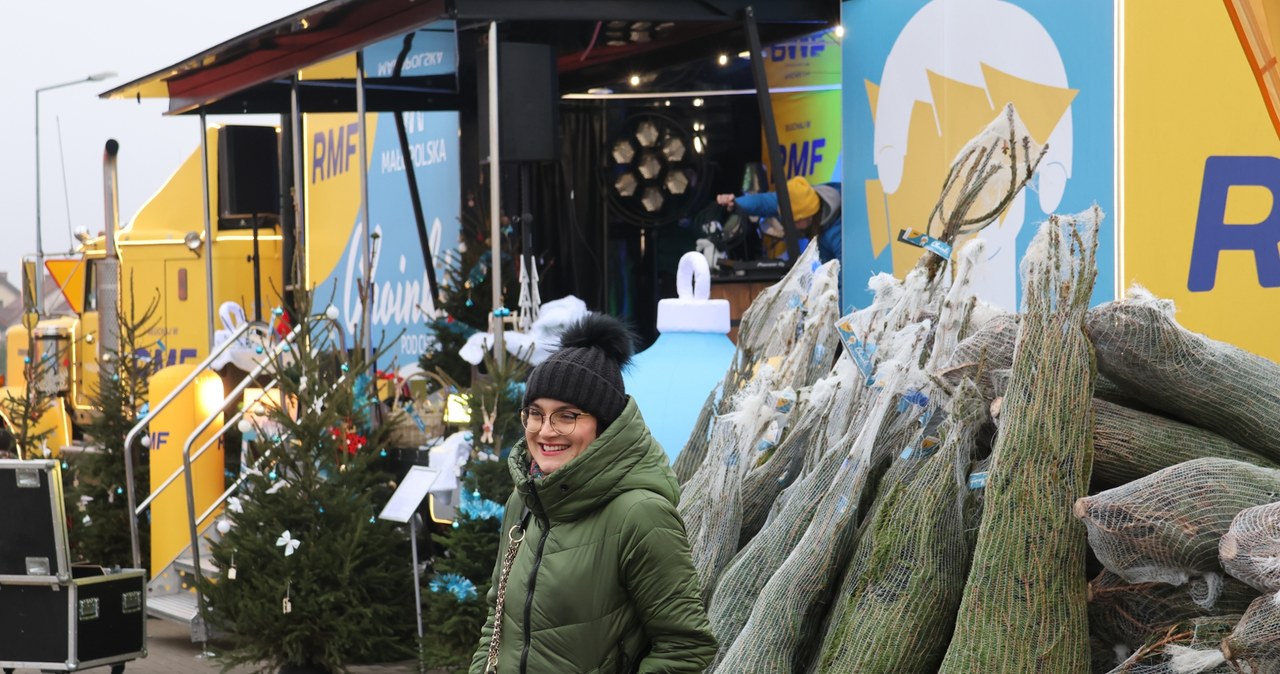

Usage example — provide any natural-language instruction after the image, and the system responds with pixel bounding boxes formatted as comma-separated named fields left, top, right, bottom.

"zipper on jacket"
left=616, top=639, right=630, bottom=674
left=519, top=481, right=550, bottom=674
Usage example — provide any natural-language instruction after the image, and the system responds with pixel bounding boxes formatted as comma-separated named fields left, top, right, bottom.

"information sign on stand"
left=378, top=466, right=441, bottom=641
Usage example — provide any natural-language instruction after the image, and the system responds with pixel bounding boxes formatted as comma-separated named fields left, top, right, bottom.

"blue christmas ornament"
left=269, top=471, right=278, bottom=480
left=280, top=344, right=292, bottom=353
left=341, top=363, right=350, bottom=373
left=458, top=490, right=506, bottom=521
left=379, top=449, right=387, bottom=457
left=626, top=253, right=735, bottom=463
left=272, top=307, right=283, bottom=316
left=116, top=487, right=124, bottom=495
left=451, top=521, right=460, bottom=529
left=429, top=573, right=478, bottom=601
left=255, top=345, right=264, bottom=354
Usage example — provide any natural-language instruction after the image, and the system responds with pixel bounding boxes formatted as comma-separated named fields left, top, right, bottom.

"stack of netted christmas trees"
left=677, top=105, right=1280, bottom=673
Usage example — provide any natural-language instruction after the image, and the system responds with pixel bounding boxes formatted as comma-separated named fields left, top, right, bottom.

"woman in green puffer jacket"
left=470, top=314, right=716, bottom=674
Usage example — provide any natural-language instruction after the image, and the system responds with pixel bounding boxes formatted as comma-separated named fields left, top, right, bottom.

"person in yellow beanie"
left=716, top=175, right=842, bottom=263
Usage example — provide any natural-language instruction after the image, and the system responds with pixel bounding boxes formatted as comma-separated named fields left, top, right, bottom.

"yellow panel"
left=981, top=63, right=1077, bottom=145
left=148, top=365, right=224, bottom=575
left=865, top=179, right=890, bottom=257
left=864, top=79, right=879, bottom=121
left=1124, top=0, right=1280, bottom=360
left=299, top=53, right=358, bottom=81
left=1224, top=184, right=1275, bottom=223
left=124, top=127, right=216, bottom=241
left=304, top=114, right=379, bottom=287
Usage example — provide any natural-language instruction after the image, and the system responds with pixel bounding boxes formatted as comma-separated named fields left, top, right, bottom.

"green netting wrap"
left=679, top=371, right=792, bottom=602
left=810, top=380, right=985, bottom=674
left=1086, top=287, right=1280, bottom=461
left=738, top=378, right=842, bottom=544
left=703, top=353, right=920, bottom=669
left=938, top=209, right=1101, bottom=674
left=1104, top=616, right=1240, bottom=674
left=677, top=244, right=835, bottom=484
left=712, top=351, right=923, bottom=674
left=704, top=421, right=857, bottom=659
left=672, top=386, right=717, bottom=483
left=1093, top=399, right=1279, bottom=490
left=1076, top=458, right=1280, bottom=586
left=1221, top=502, right=1280, bottom=593
left=1222, top=592, right=1280, bottom=671
left=1089, top=570, right=1258, bottom=652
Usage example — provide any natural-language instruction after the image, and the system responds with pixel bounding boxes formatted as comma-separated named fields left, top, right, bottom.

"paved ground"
left=7, top=618, right=443, bottom=674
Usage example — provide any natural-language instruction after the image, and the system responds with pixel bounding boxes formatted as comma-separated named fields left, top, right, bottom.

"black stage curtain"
left=524, top=101, right=609, bottom=312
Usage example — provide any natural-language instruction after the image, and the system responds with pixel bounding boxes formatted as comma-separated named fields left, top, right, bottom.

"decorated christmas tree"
left=198, top=296, right=416, bottom=672
left=417, top=189, right=532, bottom=669
left=64, top=286, right=160, bottom=569
left=418, top=351, right=525, bottom=669
left=419, top=189, right=521, bottom=385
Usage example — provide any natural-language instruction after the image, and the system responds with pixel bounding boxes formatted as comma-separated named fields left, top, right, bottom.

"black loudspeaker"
left=478, top=42, right=560, bottom=163
left=218, top=125, right=281, bottom=227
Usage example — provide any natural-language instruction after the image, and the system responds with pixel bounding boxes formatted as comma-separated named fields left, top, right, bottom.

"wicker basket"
left=385, top=370, right=449, bottom=448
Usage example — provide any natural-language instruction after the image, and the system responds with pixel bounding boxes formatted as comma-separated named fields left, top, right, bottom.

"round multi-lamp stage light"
left=607, top=112, right=705, bottom=226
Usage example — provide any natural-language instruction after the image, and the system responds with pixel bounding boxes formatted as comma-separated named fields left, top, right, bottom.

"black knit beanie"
left=523, top=313, right=635, bottom=430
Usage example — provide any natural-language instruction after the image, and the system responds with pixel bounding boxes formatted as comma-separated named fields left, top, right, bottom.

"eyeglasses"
left=520, top=408, right=591, bottom=435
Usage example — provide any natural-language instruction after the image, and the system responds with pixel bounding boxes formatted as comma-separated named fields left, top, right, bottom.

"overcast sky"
left=0, top=0, right=315, bottom=285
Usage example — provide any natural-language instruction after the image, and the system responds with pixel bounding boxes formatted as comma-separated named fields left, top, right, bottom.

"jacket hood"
left=509, top=397, right=679, bottom=523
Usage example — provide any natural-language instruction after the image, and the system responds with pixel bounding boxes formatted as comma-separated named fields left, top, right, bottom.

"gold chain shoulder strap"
left=485, top=508, right=531, bottom=674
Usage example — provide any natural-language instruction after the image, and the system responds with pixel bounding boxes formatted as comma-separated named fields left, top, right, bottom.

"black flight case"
left=0, top=459, right=146, bottom=673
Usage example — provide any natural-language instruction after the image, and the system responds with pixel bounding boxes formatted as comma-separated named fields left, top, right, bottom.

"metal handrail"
left=195, top=367, right=351, bottom=527
left=134, top=378, right=279, bottom=516
left=181, top=322, right=304, bottom=634
left=185, top=312, right=349, bottom=525
left=122, top=320, right=263, bottom=568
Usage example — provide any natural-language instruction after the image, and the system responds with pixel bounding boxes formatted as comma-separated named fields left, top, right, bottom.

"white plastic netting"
left=1221, top=502, right=1280, bottom=593
left=1076, top=458, right=1280, bottom=587
left=1086, top=287, right=1280, bottom=462
left=711, top=340, right=927, bottom=673
left=1089, top=570, right=1258, bottom=653
left=1222, top=592, right=1280, bottom=671
left=1104, top=615, right=1240, bottom=674
left=1093, top=399, right=1278, bottom=490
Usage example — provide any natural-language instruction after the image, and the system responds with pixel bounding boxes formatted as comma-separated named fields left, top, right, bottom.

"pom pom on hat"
left=524, top=314, right=636, bottom=430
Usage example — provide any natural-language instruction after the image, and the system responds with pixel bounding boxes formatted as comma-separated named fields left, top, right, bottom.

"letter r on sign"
left=1189, top=156, right=1280, bottom=291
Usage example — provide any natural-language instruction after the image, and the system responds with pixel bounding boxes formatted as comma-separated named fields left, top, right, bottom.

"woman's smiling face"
left=524, top=398, right=598, bottom=474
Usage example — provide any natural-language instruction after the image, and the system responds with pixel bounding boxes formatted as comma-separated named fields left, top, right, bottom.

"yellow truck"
left=3, top=125, right=285, bottom=455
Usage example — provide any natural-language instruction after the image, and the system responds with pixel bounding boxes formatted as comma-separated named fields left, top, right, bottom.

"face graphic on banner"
left=867, top=0, right=1076, bottom=310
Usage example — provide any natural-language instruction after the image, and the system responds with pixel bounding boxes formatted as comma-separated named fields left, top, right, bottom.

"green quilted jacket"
left=469, top=398, right=716, bottom=674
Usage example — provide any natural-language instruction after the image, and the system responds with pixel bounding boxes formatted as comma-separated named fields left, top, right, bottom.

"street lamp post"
left=34, top=71, right=115, bottom=314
